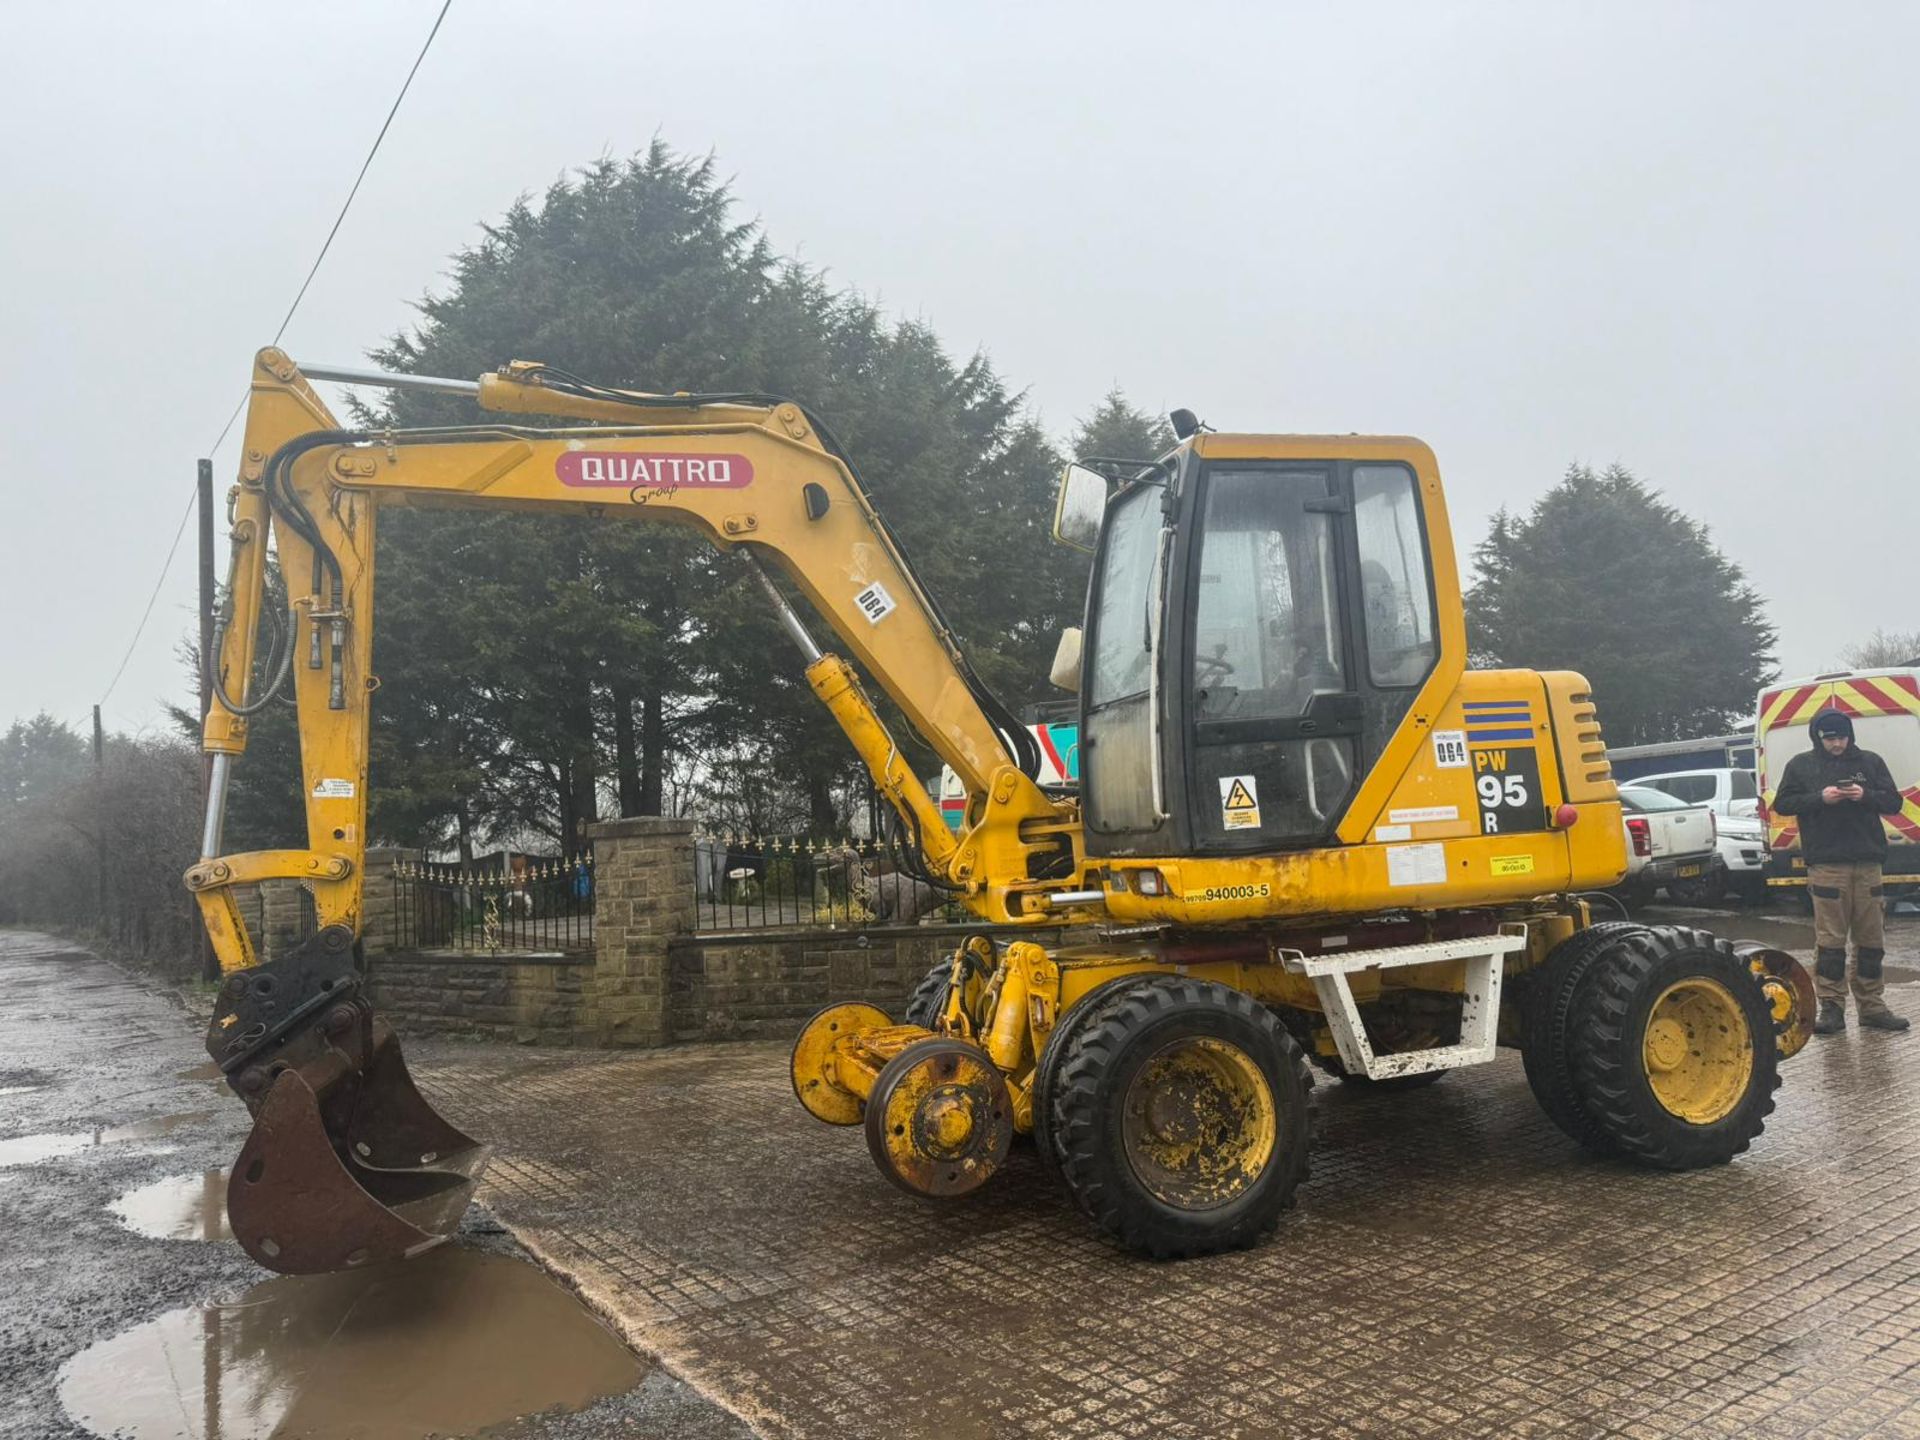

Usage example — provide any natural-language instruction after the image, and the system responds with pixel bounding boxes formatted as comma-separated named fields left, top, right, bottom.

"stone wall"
left=666, top=924, right=1067, bottom=1042
left=365, top=819, right=693, bottom=1047
left=367, top=952, right=594, bottom=1046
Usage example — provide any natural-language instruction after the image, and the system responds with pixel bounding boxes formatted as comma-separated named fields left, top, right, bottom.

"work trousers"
left=1807, top=861, right=1891, bottom=1014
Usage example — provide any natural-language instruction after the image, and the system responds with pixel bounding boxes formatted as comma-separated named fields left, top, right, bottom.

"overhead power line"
left=99, top=0, right=455, bottom=708
left=96, top=488, right=199, bottom=709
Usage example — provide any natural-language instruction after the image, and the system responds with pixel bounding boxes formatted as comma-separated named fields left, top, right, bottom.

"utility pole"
left=92, top=703, right=106, bottom=935
left=198, top=460, right=218, bottom=981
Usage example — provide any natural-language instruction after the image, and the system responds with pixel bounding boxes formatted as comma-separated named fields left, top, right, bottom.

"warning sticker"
left=1490, top=854, right=1536, bottom=877
left=1386, top=842, right=1447, bottom=887
left=1389, top=804, right=1460, bottom=825
left=312, top=778, right=355, bottom=799
left=853, top=582, right=896, bottom=625
left=1219, top=775, right=1262, bottom=830
left=1432, top=730, right=1469, bottom=769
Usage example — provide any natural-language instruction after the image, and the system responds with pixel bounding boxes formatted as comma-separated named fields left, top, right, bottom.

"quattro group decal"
left=555, top=451, right=754, bottom=489
left=1472, top=746, right=1544, bottom=835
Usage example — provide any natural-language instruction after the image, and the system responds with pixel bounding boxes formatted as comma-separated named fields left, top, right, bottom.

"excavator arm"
left=194, top=347, right=1083, bottom=1272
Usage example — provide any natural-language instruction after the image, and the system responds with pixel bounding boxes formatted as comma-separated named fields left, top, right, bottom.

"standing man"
left=1772, top=709, right=1908, bottom=1034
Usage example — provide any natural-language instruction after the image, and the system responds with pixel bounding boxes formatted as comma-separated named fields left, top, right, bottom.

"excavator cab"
left=1061, top=442, right=1446, bottom=859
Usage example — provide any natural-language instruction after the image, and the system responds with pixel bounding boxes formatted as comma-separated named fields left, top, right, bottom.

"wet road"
left=0, top=931, right=749, bottom=1440
left=7, top=908, right=1920, bottom=1438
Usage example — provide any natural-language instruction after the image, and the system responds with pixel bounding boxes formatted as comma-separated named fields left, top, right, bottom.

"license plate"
left=1677, top=863, right=1704, bottom=878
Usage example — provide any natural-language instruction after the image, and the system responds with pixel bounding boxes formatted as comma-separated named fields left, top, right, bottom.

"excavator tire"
left=1520, top=920, right=1649, bottom=1154
left=1566, top=926, right=1779, bottom=1169
left=903, top=962, right=952, bottom=1030
left=1051, top=978, right=1311, bottom=1258
left=1031, top=974, right=1164, bottom=1189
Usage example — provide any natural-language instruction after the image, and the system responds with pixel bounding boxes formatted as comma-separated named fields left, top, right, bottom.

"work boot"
left=1858, top=1008, right=1910, bottom=1032
left=1813, top=1003, right=1846, bottom=1036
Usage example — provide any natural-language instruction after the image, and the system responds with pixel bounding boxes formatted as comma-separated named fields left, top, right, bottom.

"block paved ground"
left=404, top=908, right=1920, bottom=1440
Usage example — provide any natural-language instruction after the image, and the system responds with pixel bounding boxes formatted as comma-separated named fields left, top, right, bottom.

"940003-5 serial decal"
left=1189, top=883, right=1273, bottom=903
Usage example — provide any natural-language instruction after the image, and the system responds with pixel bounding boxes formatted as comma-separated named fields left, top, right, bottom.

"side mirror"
left=1049, top=627, right=1082, bottom=694
left=1052, top=463, right=1108, bottom=552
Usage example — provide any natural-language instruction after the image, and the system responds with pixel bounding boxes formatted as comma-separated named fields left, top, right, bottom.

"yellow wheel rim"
left=1642, top=979, right=1754, bottom=1125
left=1121, top=1037, right=1277, bottom=1209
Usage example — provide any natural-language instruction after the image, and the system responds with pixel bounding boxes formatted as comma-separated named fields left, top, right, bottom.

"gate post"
left=359, top=847, right=410, bottom=956
left=586, top=817, right=696, bottom=1046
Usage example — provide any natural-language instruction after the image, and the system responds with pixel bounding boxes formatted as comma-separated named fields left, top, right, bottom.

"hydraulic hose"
left=207, top=595, right=296, bottom=716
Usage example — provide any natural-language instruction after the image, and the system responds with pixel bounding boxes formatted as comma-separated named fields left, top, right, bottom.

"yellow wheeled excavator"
left=194, top=348, right=1815, bottom=1272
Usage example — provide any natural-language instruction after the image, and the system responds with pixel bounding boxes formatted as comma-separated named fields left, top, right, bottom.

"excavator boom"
left=196, top=349, right=1082, bottom=1272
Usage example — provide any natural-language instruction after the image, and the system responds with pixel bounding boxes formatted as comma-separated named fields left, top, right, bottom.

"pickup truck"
left=1632, top=767, right=1767, bottom=901
left=1616, top=785, right=1718, bottom=907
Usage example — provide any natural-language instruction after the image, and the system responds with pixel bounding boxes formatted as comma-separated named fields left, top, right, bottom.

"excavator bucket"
left=208, top=924, right=490, bottom=1274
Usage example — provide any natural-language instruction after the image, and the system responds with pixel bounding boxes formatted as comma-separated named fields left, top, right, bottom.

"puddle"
left=112, top=1170, right=234, bottom=1242
left=177, top=1062, right=225, bottom=1082
left=0, top=1111, right=214, bottom=1167
left=58, top=1247, right=645, bottom=1440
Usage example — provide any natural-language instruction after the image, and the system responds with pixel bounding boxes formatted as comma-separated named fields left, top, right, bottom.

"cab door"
left=1173, top=460, right=1439, bottom=854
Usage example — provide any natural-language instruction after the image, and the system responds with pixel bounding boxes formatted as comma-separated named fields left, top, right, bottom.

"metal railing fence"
left=392, top=853, right=595, bottom=953
left=692, top=832, right=964, bottom=931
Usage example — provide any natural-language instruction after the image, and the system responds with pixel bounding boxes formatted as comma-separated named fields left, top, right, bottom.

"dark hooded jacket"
left=1771, top=710, right=1902, bottom=864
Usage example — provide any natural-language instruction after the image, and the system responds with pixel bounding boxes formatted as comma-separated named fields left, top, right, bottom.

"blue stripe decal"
left=1463, top=700, right=1531, bottom=710
left=1466, top=727, right=1536, bottom=741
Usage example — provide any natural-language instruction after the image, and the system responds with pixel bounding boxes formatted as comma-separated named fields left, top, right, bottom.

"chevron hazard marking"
left=1220, top=775, right=1261, bottom=830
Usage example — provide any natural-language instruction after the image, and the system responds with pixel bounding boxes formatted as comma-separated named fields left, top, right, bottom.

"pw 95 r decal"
left=1472, top=746, right=1545, bottom=834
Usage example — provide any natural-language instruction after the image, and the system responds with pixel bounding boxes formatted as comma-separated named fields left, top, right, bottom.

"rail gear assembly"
left=194, top=349, right=1814, bottom=1272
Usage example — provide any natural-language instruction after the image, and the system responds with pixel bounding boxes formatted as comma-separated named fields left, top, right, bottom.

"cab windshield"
left=1189, top=468, right=1343, bottom=721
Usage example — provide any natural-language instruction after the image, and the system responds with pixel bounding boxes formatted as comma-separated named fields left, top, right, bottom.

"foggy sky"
left=3, top=1, right=1915, bottom=740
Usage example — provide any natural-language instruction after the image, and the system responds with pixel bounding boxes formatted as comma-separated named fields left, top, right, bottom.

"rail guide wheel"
left=864, top=1038, right=1012, bottom=1198
left=790, top=1002, right=893, bottom=1125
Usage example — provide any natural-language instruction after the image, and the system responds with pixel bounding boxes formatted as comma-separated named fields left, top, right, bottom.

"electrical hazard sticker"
left=853, top=582, right=896, bottom=625
left=1219, top=775, right=1261, bottom=830
left=312, top=778, right=355, bottom=799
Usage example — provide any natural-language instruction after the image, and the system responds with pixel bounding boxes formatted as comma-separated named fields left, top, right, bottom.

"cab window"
left=1352, top=465, right=1437, bottom=687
